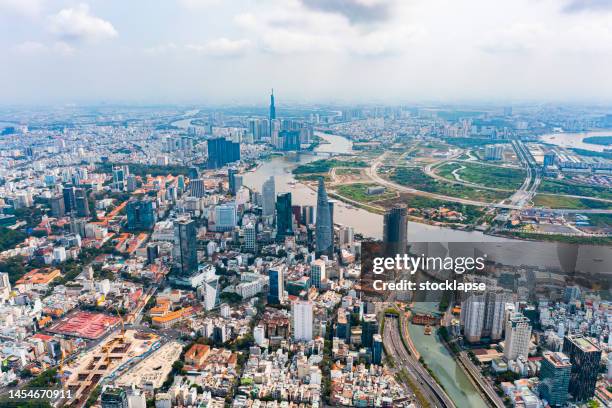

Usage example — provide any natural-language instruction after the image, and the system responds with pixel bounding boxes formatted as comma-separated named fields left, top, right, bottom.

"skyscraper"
left=173, top=219, right=198, bottom=276
left=562, top=335, right=602, bottom=402
left=62, top=185, right=75, bottom=214
left=74, top=188, right=90, bottom=218
left=301, top=205, right=314, bottom=225
left=50, top=195, right=65, bottom=218
left=275, top=192, right=293, bottom=240
left=292, top=300, right=313, bottom=341
left=361, top=314, right=379, bottom=348
left=127, top=198, right=156, bottom=230
left=310, top=259, right=326, bottom=289
left=267, top=267, right=284, bottom=305
left=228, top=168, right=239, bottom=195
left=279, top=130, right=300, bottom=151
left=207, top=137, right=240, bottom=169
left=504, top=313, right=532, bottom=361
left=215, top=203, right=237, bottom=232
left=262, top=176, right=275, bottom=217
left=461, top=293, right=485, bottom=343
left=539, top=351, right=571, bottom=407
left=244, top=223, right=257, bottom=253
left=383, top=204, right=407, bottom=254
left=269, top=88, right=276, bottom=122
left=372, top=334, right=383, bottom=365
left=315, top=178, right=333, bottom=257
left=112, top=165, right=128, bottom=191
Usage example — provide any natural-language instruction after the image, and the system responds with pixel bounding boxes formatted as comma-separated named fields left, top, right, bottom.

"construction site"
left=60, top=328, right=159, bottom=407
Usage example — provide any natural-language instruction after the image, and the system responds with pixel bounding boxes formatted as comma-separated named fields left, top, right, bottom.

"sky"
left=1, top=0, right=612, bottom=105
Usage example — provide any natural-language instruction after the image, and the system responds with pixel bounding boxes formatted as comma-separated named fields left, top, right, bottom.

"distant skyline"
left=1, top=0, right=612, bottom=105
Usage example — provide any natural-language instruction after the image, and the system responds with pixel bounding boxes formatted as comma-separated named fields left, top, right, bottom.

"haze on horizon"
left=1, top=0, right=612, bottom=106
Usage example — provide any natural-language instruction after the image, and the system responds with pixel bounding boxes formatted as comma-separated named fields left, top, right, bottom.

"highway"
left=456, top=351, right=505, bottom=408
left=383, top=316, right=456, bottom=408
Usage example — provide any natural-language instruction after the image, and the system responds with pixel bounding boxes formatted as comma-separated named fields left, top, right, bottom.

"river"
left=242, top=131, right=508, bottom=242
left=540, top=130, right=612, bottom=152
left=409, top=303, right=488, bottom=408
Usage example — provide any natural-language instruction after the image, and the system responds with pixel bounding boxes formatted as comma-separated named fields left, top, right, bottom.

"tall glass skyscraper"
left=315, top=177, right=333, bottom=257
left=269, top=88, right=276, bottom=121
left=126, top=197, right=156, bottom=230
left=262, top=176, right=275, bottom=217
left=267, top=267, right=284, bottom=305
left=539, top=351, right=571, bottom=407
left=275, top=192, right=293, bottom=241
left=383, top=204, right=408, bottom=254
left=173, top=219, right=198, bottom=276
left=206, top=137, right=240, bottom=169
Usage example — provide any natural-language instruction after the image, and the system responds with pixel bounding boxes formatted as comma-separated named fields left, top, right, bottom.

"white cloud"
left=176, top=0, right=220, bottom=9
left=480, top=23, right=550, bottom=54
left=144, top=43, right=178, bottom=56
left=186, top=38, right=251, bottom=57
left=14, top=40, right=75, bottom=56
left=48, top=4, right=118, bottom=42
left=0, top=0, right=43, bottom=17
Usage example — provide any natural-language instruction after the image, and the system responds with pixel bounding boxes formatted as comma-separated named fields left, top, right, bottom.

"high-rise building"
left=146, top=243, right=159, bottom=264
left=279, top=130, right=301, bottom=151
left=292, top=300, right=313, bottom=341
left=50, top=195, right=65, bottom=218
left=310, top=259, right=326, bottom=289
left=269, top=89, right=276, bottom=122
left=228, top=168, right=238, bottom=195
left=383, top=205, right=407, bottom=255
left=543, top=152, right=556, bottom=167
left=215, top=203, right=237, bottom=231
left=267, top=267, right=284, bottom=305
left=275, top=192, right=293, bottom=240
left=244, top=223, right=257, bottom=253
left=62, top=185, right=76, bottom=214
left=372, top=334, right=383, bottom=365
left=173, top=219, right=198, bottom=276
left=504, top=313, right=532, bottom=361
left=126, top=174, right=137, bottom=192
left=189, top=179, right=206, bottom=198
left=112, top=165, right=128, bottom=191
left=74, top=188, right=90, bottom=218
left=338, top=226, right=354, bottom=246
left=483, top=289, right=509, bottom=341
left=562, top=335, right=602, bottom=402
left=461, top=293, right=485, bottom=342
left=484, top=145, right=503, bottom=160
left=301, top=205, right=315, bottom=225
left=361, top=314, right=379, bottom=348
left=207, top=137, right=240, bottom=169
left=101, top=387, right=128, bottom=408
left=127, top=198, right=156, bottom=230
left=539, top=351, right=571, bottom=407
left=262, top=176, right=275, bottom=217
left=315, top=178, right=333, bottom=257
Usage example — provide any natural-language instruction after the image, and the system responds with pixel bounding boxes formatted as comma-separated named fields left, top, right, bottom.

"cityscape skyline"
left=2, top=0, right=612, bottom=104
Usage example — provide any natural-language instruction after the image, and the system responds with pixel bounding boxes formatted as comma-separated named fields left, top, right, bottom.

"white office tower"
left=254, top=325, right=266, bottom=346
left=244, top=223, right=257, bottom=252
left=338, top=226, right=354, bottom=246
left=310, top=259, right=326, bottom=289
left=262, top=176, right=275, bottom=217
left=461, top=293, right=485, bottom=343
left=504, top=313, right=532, bottom=361
left=292, top=300, right=314, bottom=341
left=485, top=145, right=503, bottom=160
left=0, top=272, right=11, bottom=303
left=215, top=203, right=237, bottom=231
left=484, top=289, right=509, bottom=341
left=201, top=274, right=220, bottom=311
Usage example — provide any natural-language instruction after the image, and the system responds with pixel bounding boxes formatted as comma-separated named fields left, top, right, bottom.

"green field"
left=538, top=179, right=612, bottom=201
left=436, top=162, right=526, bottom=190
left=389, top=167, right=508, bottom=202
left=335, top=183, right=396, bottom=203
left=442, top=138, right=508, bottom=148
left=336, top=168, right=362, bottom=176
left=533, top=194, right=612, bottom=210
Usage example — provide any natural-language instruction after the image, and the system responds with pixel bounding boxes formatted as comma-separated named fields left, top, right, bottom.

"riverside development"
left=0, top=97, right=611, bottom=408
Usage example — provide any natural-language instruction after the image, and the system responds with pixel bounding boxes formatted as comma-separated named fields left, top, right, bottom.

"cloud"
left=144, top=43, right=178, bottom=56
left=48, top=4, right=118, bottom=42
left=299, top=0, right=393, bottom=23
left=479, top=23, right=549, bottom=54
left=186, top=38, right=251, bottom=57
left=0, top=0, right=43, bottom=17
left=563, top=0, right=612, bottom=13
left=14, top=41, right=75, bottom=56
left=176, top=0, right=220, bottom=9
